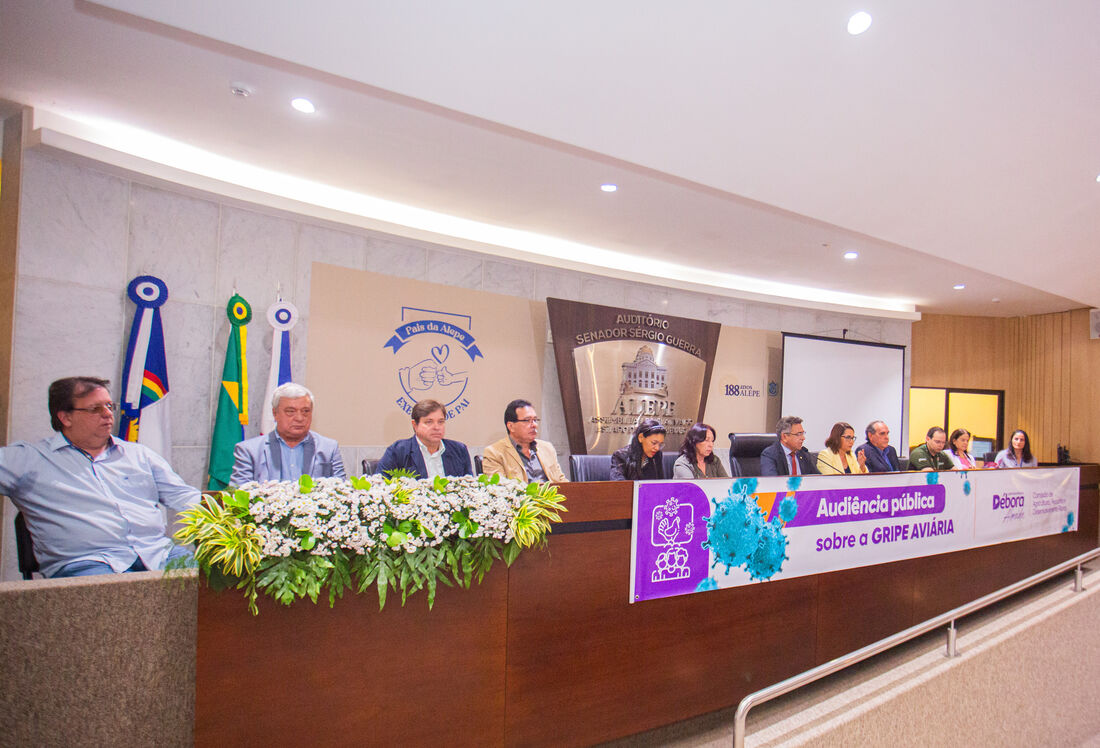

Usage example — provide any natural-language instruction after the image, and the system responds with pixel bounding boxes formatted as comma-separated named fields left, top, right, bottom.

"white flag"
left=261, top=300, right=299, bottom=434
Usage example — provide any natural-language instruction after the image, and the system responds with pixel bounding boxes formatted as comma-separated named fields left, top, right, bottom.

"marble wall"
left=1, top=148, right=912, bottom=580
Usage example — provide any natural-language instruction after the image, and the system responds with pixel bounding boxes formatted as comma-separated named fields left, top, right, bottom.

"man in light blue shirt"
left=0, top=376, right=200, bottom=578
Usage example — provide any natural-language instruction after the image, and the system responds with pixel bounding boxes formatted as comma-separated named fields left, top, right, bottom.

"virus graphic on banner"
left=384, top=306, right=483, bottom=419
left=650, top=497, right=696, bottom=582
left=1063, top=511, right=1076, bottom=533
left=702, top=479, right=796, bottom=581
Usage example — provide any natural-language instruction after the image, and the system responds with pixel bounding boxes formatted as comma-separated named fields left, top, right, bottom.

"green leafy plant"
left=176, top=474, right=566, bottom=614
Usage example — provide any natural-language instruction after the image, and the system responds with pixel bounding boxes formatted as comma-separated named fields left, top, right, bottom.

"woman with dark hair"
left=995, top=429, right=1037, bottom=468
left=816, top=421, right=868, bottom=475
left=672, top=422, right=729, bottom=479
left=610, top=419, right=666, bottom=480
left=946, top=428, right=978, bottom=469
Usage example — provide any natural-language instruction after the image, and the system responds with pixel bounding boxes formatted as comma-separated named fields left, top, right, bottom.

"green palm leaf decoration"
left=176, top=475, right=567, bottom=615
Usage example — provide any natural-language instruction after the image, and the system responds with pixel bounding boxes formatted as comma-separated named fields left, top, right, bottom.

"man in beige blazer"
left=481, top=399, right=568, bottom=483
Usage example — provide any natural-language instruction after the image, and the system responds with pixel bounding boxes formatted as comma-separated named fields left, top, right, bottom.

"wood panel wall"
left=912, top=311, right=1100, bottom=463
left=0, top=108, right=29, bottom=572
left=0, top=108, right=28, bottom=446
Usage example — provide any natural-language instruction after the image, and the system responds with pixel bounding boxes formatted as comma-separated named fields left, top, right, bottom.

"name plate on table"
left=629, top=468, right=1079, bottom=602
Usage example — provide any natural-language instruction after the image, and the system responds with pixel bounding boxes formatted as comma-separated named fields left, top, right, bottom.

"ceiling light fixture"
left=847, top=11, right=873, bottom=35
left=36, top=111, right=920, bottom=317
left=600, top=183, right=618, bottom=193
left=953, top=283, right=966, bottom=290
left=229, top=83, right=253, bottom=98
left=843, top=251, right=859, bottom=260
left=290, top=97, right=316, bottom=114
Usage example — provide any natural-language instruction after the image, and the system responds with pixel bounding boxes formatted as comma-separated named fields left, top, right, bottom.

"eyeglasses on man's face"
left=69, top=402, right=116, bottom=416
left=514, top=417, right=540, bottom=425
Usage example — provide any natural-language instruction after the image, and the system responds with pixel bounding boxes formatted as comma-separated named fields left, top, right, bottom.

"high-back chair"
left=727, top=432, right=778, bottom=477
left=14, top=511, right=39, bottom=580
left=568, top=454, right=613, bottom=482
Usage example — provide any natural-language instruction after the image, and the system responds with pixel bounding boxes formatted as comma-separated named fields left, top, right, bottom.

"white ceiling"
left=2, top=0, right=1097, bottom=318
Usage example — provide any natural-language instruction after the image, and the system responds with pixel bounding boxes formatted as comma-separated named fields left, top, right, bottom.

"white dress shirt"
left=416, top=437, right=447, bottom=479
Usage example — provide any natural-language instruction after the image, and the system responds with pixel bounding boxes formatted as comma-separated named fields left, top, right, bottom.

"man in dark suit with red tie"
left=759, top=416, right=821, bottom=477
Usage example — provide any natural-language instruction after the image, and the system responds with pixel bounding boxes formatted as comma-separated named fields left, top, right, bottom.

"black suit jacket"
left=378, top=436, right=473, bottom=479
left=609, top=446, right=664, bottom=481
left=759, top=441, right=820, bottom=476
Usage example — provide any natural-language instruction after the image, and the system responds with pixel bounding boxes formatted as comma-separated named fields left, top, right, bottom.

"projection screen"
left=780, top=333, right=906, bottom=458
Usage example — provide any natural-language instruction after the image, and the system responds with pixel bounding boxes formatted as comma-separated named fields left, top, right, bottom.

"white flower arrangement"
left=175, top=471, right=566, bottom=614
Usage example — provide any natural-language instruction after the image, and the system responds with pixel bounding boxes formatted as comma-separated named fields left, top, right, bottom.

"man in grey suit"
left=231, top=383, right=346, bottom=485
left=759, top=415, right=821, bottom=477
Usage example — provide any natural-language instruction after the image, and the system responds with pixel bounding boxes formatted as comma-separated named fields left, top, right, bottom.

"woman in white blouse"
left=946, top=428, right=979, bottom=469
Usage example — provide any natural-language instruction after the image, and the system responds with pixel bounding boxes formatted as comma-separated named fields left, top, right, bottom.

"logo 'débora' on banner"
left=384, top=306, right=483, bottom=419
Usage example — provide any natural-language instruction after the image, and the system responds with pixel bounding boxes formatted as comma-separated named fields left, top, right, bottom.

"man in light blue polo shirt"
left=0, top=376, right=200, bottom=578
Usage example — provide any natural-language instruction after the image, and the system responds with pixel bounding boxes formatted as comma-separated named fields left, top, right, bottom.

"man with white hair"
left=231, top=382, right=346, bottom=485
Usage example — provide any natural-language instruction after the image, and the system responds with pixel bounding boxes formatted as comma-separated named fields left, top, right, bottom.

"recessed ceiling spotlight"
left=843, top=251, right=859, bottom=260
left=290, top=97, right=316, bottom=114
left=847, top=11, right=873, bottom=35
left=229, top=83, right=253, bottom=98
left=1095, top=173, right=1100, bottom=182
left=953, top=283, right=966, bottom=290
left=600, top=183, right=618, bottom=193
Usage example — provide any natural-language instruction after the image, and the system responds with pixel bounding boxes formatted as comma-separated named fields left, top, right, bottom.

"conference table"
left=195, top=466, right=1098, bottom=747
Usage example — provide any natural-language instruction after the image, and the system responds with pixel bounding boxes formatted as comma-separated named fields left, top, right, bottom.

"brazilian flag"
left=208, top=294, right=251, bottom=489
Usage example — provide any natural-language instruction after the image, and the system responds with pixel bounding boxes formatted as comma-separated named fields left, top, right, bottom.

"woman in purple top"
left=994, top=429, right=1038, bottom=468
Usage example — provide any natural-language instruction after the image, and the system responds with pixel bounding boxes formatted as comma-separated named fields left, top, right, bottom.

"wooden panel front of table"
left=196, top=467, right=1098, bottom=747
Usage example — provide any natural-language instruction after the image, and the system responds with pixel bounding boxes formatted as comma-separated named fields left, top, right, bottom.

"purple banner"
left=775, top=483, right=946, bottom=527
left=631, top=469, right=1078, bottom=604
left=631, top=482, right=712, bottom=601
